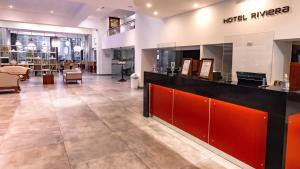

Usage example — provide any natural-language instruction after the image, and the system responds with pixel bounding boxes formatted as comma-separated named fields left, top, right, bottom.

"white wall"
left=272, top=41, right=293, bottom=82
left=134, top=0, right=299, bottom=86
left=229, top=32, right=275, bottom=82
left=160, top=0, right=300, bottom=45
left=96, top=19, right=107, bottom=74
left=135, top=10, right=164, bottom=83
left=202, top=45, right=224, bottom=72
left=99, top=49, right=113, bottom=74
left=141, top=49, right=157, bottom=75
left=97, top=16, right=136, bottom=75
left=102, top=29, right=135, bottom=49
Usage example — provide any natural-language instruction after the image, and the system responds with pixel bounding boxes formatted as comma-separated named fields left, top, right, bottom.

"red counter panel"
left=150, top=84, right=173, bottom=124
left=173, top=90, right=209, bottom=142
left=286, top=113, right=300, bottom=169
left=210, top=99, right=268, bottom=169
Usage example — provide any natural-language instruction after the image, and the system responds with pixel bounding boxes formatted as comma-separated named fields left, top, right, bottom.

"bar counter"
left=143, top=71, right=300, bottom=169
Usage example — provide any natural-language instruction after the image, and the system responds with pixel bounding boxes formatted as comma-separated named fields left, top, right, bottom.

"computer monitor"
left=236, top=71, right=267, bottom=87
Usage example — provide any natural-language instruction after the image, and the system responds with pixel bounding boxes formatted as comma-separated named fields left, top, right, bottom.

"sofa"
left=63, top=69, right=82, bottom=84
left=0, top=72, right=20, bottom=93
left=0, top=66, right=30, bottom=80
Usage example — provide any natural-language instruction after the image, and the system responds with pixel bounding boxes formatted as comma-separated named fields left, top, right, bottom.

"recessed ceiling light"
left=50, top=10, right=54, bottom=14
left=194, top=3, right=199, bottom=8
left=146, top=3, right=152, bottom=8
left=8, top=5, right=13, bottom=9
left=153, top=11, right=158, bottom=15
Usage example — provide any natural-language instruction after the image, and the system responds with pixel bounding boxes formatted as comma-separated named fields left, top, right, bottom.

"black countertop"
left=144, top=71, right=300, bottom=117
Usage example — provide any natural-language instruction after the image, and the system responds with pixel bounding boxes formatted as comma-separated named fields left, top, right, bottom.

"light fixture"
left=15, top=39, right=22, bottom=46
left=74, top=45, right=82, bottom=52
left=41, top=33, right=48, bottom=52
left=42, top=41, right=48, bottom=52
left=64, top=47, right=69, bottom=55
left=154, top=11, right=158, bottom=15
left=15, top=30, right=22, bottom=51
left=51, top=34, right=60, bottom=47
left=65, top=39, right=70, bottom=47
left=9, top=5, right=13, bottom=9
left=27, top=38, right=36, bottom=51
left=146, top=3, right=152, bottom=8
left=65, top=34, right=71, bottom=46
left=73, top=35, right=82, bottom=52
left=194, top=3, right=199, bottom=8
left=50, top=10, right=54, bottom=14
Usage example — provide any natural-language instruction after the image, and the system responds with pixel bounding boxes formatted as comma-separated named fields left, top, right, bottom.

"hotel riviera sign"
left=223, top=6, right=290, bottom=24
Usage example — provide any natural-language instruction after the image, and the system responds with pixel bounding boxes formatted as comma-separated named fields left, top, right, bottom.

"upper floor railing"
left=107, top=19, right=135, bottom=36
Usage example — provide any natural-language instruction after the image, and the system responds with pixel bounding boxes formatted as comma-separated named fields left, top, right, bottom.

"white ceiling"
left=0, top=0, right=135, bottom=28
left=0, top=0, right=225, bottom=28
left=133, top=0, right=225, bottom=18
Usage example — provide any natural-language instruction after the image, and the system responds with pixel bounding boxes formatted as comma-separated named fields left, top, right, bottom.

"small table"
left=43, top=74, right=54, bottom=84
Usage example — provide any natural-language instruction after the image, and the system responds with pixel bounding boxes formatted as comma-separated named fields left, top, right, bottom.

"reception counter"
left=143, top=71, right=300, bottom=169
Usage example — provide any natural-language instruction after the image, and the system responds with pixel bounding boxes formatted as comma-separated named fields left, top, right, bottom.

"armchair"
left=0, top=72, right=20, bottom=93
left=0, top=66, right=30, bottom=80
left=63, top=69, right=82, bottom=84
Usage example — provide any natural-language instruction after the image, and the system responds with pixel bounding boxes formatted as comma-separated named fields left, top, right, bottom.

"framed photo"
left=109, top=17, right=120, bottom=29
left=199, top=59, right=214, bottom=80
left=181, top=59, right=192, bottom=76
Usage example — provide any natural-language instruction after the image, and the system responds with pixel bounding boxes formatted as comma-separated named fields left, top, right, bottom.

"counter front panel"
left=150, top=84, right=173, bottom=124
left=173, top=89, right=210, bottom=142
left=210, top=99, right=268, bottom=169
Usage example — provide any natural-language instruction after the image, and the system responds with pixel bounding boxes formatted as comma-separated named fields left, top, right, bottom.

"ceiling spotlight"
left=8, top=5, right=13, bottom=9
left=153, top=11, right=158, bottom=15
left=146, top=3, right=152, bottom=8
left=194, top=3, right=199, bottom=8
left=50, top=10, right=54, bottom=14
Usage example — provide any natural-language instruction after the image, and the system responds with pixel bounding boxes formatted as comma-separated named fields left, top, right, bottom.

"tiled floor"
left=0, top=74, right=242, bottom=169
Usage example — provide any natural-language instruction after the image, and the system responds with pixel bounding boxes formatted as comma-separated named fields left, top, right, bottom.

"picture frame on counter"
left=199, top=58, right=214, bottom=80
left=181, top=58, right=192, bottom=76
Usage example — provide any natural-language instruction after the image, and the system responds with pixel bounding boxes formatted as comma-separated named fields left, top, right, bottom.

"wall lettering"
left=223, top=6, right=290, bottom=24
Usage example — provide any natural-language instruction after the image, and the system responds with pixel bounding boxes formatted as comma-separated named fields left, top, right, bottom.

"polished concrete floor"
left=0, top=74, right=242, bottom=169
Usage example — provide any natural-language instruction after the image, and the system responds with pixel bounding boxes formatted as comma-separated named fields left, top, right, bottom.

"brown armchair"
left=0, top=72, right=20, bottom=93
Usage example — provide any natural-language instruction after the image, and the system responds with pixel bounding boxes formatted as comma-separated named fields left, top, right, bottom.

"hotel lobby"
left=0, top=0, right=299, bottom=169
